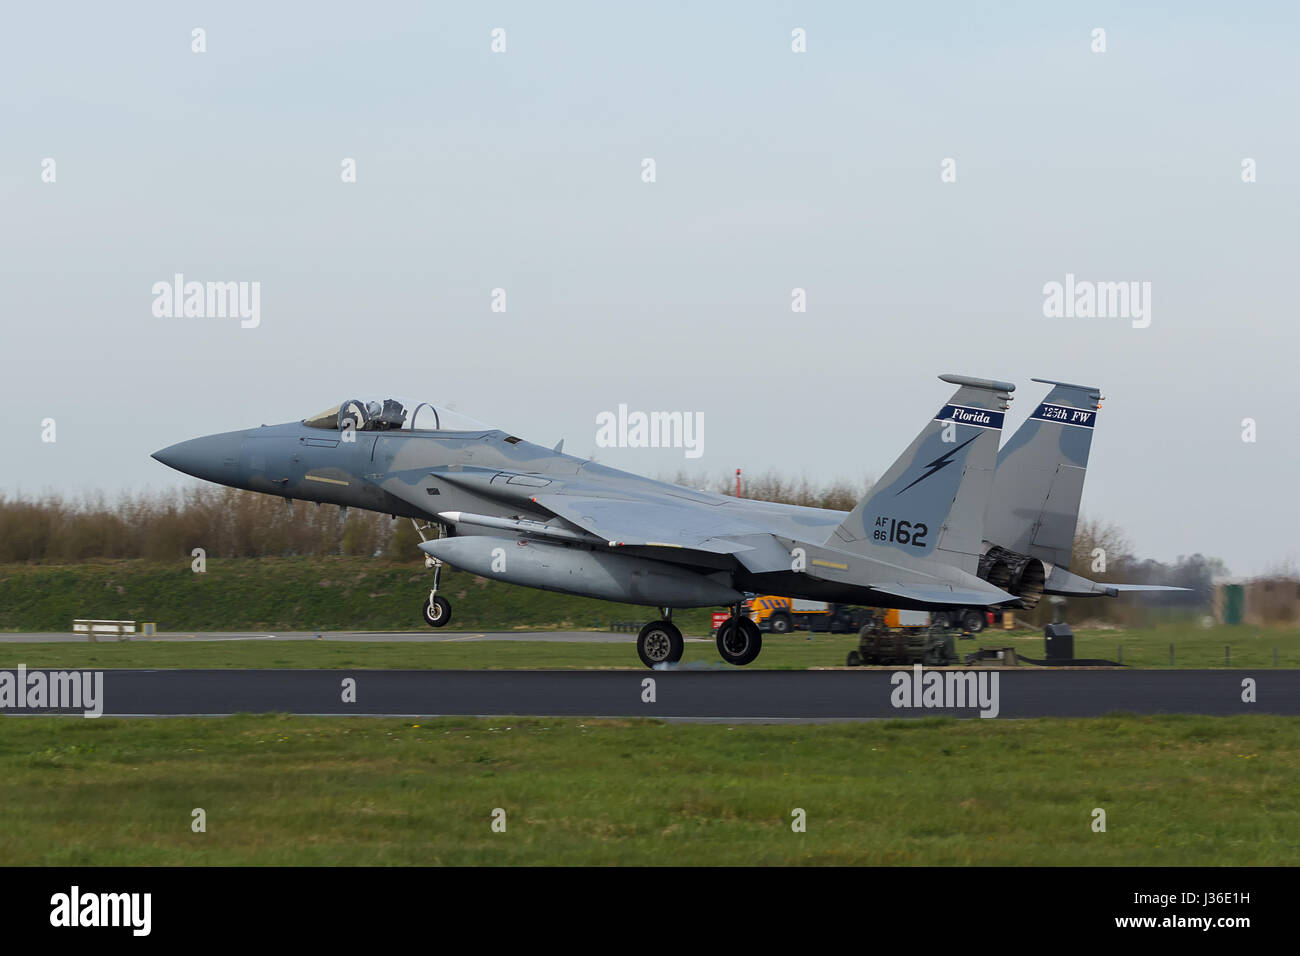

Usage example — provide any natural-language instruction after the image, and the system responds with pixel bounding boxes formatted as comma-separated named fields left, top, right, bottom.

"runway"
left=3, top=668, right=1294, bottom=720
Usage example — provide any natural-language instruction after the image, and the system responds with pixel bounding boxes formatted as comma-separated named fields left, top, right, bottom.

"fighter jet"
left=151, top=375, right=1160, bottom=668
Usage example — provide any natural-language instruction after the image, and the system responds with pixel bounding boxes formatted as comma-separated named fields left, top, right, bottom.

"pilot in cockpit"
left=337, top=399, right=369, bottom=432
left=336, top=398, right=408, bottom=432
left=374, top=399, right=407, bottom=429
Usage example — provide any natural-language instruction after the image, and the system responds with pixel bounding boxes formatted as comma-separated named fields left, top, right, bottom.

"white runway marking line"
left=442, top=634, right=487, bottom=642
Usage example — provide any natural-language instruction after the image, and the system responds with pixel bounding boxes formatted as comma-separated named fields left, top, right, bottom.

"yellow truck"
left=747, top=596, right=869, bottom=634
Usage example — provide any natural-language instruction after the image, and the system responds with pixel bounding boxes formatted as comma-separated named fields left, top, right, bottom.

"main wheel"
left=423, top=596, right=451, bottom=628
left=961, top=609, right=986, bottom=633
left=637, top=620, right=684, bottom=668
left=769, top=612, right=793, bottom=634
left=716, top=617, right=763, bottom=666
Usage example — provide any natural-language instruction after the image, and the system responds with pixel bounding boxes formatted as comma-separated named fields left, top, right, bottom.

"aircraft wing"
left=530, top=493, right=1021, bottom=607
left=528, top=493, right=768, bottom=555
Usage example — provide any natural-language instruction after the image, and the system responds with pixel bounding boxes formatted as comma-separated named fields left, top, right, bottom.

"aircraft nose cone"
left=152, top=430, right=247, bottom=483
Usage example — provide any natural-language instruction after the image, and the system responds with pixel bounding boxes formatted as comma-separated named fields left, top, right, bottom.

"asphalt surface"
left=3, top=668, right=1294, bottom=720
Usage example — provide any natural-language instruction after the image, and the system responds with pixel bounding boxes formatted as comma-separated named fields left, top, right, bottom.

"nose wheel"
left=636, top=620, right=684, bottom=668
left=421, top=546, right=452, bottom=628
left=423, top=594, right=451, bottom=628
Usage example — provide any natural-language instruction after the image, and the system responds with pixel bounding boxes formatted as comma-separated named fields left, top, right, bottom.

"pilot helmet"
left=337, top=399, right=369, bottom=432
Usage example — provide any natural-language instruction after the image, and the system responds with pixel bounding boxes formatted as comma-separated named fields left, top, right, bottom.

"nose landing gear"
left=421, top=556, right=452, bottom=627
left=414, top=518, right=452, bottom=628
left=423, top=591, right=451, bottom=628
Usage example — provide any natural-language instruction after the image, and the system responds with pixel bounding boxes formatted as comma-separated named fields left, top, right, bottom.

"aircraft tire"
left=423, top=596, right=452, bottom=628
left=716, top=617, right=763, bottom=666
left=637, top=621, right=683, bottom=668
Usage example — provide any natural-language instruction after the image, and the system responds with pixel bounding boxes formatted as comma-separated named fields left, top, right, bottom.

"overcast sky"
left=2, top=2, right=1297, bottom=576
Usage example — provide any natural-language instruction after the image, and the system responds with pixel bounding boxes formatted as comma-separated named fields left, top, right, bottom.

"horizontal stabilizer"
left=1042, top=565, right=1113, bottom=596
left=867, top=582, right=1018, bottom=607
left=1044, top=565, right=1192, bottom=597
left=1107, top=584, right=1193, bottom=593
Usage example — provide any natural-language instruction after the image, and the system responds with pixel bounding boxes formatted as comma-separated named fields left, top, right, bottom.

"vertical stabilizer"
left=985, top=378, right=1101, bottom=568
left=826, top=374, right=1015, bottom=574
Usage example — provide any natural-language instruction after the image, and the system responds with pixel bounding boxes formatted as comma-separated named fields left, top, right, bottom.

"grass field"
left=961, top=624, right=1300, bottom=669
left=2, top=624, right=1297, bottom=671
left=1, top=713, right=1294, bottom=865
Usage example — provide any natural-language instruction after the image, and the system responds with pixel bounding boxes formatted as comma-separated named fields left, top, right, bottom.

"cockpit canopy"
left=302, top=397, right=490, bottom=433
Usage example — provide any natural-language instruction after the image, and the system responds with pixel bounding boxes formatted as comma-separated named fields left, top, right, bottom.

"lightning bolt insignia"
left=895, top=434, right=978, bottom=495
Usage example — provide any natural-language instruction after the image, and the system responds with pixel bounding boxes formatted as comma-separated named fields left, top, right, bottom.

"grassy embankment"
left=0, top=557, right=713, bottom=634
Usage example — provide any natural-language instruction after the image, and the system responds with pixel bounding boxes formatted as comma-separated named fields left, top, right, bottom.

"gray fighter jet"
left=152, top=375, right=1169, bottom=668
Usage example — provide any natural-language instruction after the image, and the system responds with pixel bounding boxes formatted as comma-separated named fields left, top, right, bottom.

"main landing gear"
left=636, top=606, right=765, bottom=669
left=715, top=606, right=762, bottom=666
left=637, top=608, right=684, bottom=668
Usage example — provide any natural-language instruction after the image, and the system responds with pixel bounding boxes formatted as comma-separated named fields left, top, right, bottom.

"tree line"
left=0, top=488, right=400, bottom=563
